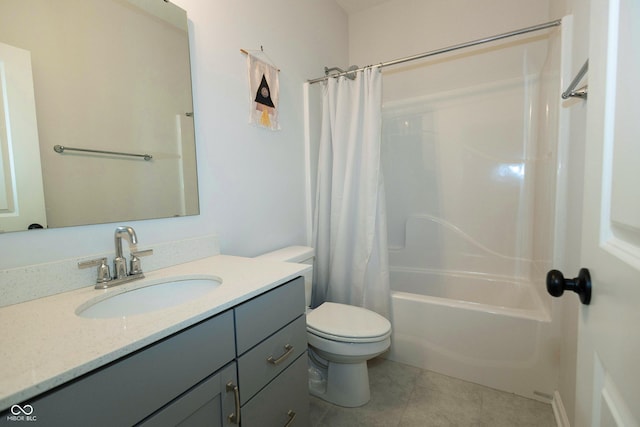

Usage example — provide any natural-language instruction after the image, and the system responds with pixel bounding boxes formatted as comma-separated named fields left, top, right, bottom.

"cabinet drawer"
left=237, top=315, right=307, bottom=405
left=17, top=310, right=235, bottom=427
left=241, top=353, right=311, bottom=427
left=139, top=362, right=237, bottom=427
left=235, top=277, right=305, bottom=355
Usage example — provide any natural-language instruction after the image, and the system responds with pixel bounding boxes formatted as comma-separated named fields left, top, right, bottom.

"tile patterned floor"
left=309, top=358, right=556, bottom=427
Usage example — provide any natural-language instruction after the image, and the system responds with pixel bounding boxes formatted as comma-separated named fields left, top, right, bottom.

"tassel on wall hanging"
left=243, top=48, right=280, bottom=131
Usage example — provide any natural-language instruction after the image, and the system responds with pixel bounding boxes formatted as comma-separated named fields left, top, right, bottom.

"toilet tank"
left=256, top=246, right=314, bottom=307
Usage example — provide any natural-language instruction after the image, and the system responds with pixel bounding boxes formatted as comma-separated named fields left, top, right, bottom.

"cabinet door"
left=138, top=363, right=238, bottom=427
left=241, top=354, right=310, bottom=427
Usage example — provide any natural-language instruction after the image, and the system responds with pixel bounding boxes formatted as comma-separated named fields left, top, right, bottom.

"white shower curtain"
left=312, top=67, right=390, bottom=318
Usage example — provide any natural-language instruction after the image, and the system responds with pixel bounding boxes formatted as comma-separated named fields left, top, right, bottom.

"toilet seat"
left=306, top=302, right=391, bottom=343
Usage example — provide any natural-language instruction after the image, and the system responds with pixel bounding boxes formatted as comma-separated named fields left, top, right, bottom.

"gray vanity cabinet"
left=2, top=310, right=237, bottom=427
left=235, top=277, right=310, bottom=426
left=1, top=276, right=310, bottom=427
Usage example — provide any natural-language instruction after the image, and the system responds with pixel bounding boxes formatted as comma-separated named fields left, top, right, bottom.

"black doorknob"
left=546, top=268, right=592, bottom=305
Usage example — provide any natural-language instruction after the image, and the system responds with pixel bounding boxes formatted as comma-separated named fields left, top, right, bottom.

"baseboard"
left=552, top=391, right=571, bottom=427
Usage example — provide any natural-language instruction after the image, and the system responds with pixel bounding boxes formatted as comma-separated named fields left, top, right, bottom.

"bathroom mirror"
left=0, top=0, right=199, bottom=233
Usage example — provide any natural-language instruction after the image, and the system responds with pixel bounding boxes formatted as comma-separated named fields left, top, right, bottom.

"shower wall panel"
left=382, top=65, right=548, bottom=280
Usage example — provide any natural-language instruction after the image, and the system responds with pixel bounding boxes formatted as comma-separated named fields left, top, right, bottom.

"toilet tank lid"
left=256, top=246, right=314, bottom=263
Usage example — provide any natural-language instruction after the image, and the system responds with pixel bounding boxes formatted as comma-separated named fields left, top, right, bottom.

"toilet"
left=256, top=246, right=392, bottom=407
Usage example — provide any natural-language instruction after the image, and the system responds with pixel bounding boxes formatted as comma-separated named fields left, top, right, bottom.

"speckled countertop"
left=0, top=255, right=310, bottom=412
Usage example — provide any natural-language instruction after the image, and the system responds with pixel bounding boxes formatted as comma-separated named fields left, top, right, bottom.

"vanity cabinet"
left=235, top=277, right=310, bottom=426
left=1, top=276, right=310, bottom=427
left=4, top=310, right=237, bottom=427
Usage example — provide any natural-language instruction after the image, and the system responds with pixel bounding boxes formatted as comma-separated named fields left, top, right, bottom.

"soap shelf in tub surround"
left=0, top=254, right=311, bottom=419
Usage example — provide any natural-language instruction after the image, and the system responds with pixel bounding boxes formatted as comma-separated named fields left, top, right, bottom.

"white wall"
left=348, top=0, right=551, bottom=97
left=0, top=0, right=347, bottom=270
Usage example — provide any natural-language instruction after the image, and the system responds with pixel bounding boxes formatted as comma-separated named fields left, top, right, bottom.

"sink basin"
left=77, top=277, right=222, bottom=319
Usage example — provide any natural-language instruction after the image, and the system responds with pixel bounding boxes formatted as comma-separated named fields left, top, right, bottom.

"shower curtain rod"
left=307, top=19, right=562, bottom=84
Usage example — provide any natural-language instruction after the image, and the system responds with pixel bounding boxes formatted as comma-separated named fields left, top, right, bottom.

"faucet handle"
left=78, top=257, right=112, bottom=284
left=130, top=249, right=153, bottom=275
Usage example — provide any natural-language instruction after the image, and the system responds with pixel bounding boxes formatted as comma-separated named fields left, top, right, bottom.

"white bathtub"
left=385, top=268, right=558, bottom=401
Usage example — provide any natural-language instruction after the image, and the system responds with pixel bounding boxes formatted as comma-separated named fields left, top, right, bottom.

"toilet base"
left=310, top=359, right=371, bottom=407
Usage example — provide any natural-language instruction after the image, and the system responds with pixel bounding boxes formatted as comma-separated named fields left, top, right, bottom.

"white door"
left=0, top=42, right=47, bottom=232
left=574, top=0, right=640, bottom=425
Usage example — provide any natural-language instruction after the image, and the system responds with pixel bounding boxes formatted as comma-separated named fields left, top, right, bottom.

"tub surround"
left=0, top=254, right=310, bottom=412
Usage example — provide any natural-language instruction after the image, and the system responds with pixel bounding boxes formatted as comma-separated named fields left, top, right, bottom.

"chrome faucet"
left=114, top=226, right=138, bottom=279
left=79, top=226, right=153, bottom=289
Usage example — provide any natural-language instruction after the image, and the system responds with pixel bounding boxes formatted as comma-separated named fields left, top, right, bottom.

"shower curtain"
left=312, top=67, right=390, bottom=318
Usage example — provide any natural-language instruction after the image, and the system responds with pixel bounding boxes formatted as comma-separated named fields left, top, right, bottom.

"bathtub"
left=385, top=268, right=558, bottom=401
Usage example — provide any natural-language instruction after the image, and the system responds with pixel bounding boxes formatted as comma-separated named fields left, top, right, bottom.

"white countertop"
left=0, top=255, right=310, bottom=411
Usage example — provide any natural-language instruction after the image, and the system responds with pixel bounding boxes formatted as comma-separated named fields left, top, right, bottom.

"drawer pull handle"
left=267, top=344, right=294, bottom=365
left=284, top=409, right=297, bottom=427
left=226, top=381, right=241, bottom=425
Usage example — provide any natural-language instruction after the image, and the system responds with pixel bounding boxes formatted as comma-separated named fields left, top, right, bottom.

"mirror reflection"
left=0, top=0, right=199, bottom=233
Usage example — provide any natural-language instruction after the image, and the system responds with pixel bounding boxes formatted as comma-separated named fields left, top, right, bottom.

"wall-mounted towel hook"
left=562, top=59, right=588, bottom=99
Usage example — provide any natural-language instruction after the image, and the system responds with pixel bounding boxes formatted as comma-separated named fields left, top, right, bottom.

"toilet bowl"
left=306, top=302, right=391, bottom=407
left=256, top=246, right=392, bottom=407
